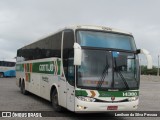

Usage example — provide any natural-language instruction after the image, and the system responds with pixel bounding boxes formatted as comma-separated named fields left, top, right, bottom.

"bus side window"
left=17, top=32, right=62, bottom=61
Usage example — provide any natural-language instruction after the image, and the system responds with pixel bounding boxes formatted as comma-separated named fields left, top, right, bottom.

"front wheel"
left=51, top=90, right=63, bottom=112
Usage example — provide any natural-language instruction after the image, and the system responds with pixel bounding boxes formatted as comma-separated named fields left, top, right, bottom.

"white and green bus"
left=16, top=25, right=152, bottom=112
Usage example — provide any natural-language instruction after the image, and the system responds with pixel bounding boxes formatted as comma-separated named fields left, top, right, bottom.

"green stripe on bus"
left=16, top=60, right=61, bottom=75
left=98, top=91, right=139, bottom=97
left=75, top=90, right=88, bottom=96
left=57, top=59, right=61, bottom=75
left=75, top=90, right=139, bottom=97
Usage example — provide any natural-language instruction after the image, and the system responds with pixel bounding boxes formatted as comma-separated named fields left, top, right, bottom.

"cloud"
left=0, top=0, right=160, bottom=66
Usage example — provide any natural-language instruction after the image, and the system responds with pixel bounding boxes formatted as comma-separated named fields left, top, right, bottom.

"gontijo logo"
left=39, top=64, right=54, bottom=72
left=32, top=61, right=56, bottom=74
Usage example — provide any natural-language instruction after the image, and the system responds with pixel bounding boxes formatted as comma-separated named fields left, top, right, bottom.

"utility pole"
left=139, top=58, right=141, bottom=75
left=158, top=55, right=159, bottom=76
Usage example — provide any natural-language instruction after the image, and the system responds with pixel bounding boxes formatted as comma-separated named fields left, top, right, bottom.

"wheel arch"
left=19, top=77, right=26, bottom=87
left=50, top=84, right=59, bottom=101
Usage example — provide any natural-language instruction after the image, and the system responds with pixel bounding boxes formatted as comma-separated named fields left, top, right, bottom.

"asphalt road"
left=0, top=76, right=160, bottom=120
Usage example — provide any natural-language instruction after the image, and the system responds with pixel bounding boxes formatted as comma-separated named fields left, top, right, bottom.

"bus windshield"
left=77, top=30, right=136, bottom=51
left=77, top=49, right=140, bottom=90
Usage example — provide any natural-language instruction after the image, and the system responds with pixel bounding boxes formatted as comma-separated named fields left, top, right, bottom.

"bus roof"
left=65, top=25, right=132, bottom=35
left=20, top=25, right=132, bottom=49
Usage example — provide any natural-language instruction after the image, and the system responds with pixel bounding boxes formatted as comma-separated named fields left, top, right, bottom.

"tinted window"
left=0, top=61, right=15, bottom=67
left=17, top=32, right=62, bottom=60
left=62, top=30, right=75, bottom=86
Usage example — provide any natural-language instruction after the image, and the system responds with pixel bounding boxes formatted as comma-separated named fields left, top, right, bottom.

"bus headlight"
left=128, top=96, right=139, bottom=101
left=77, top=96, right=96, bottom=102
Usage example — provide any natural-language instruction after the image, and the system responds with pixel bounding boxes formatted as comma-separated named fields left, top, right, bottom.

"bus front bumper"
left=75, top=98, right=139, bottom=112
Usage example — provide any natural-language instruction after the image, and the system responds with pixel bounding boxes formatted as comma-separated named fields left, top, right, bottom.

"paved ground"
left=0, top=75, right=160, bottom=120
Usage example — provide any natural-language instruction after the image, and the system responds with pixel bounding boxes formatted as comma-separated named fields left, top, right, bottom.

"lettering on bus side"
left=39, top=64, right=54, bottom=72
left=32, top=61, right=56, bottom=74
left=122, top=91, right=138, bottom=97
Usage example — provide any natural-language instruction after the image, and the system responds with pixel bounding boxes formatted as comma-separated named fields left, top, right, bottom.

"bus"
left=0, top=60, right=16, bottom=78
left=16, top=25, right=152, bottom=112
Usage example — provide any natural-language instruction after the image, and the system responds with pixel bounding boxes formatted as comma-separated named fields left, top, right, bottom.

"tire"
left=51, top=90, right=63, bottom=112
left=0, top=73, right=4, bottom=78
left=21, top=80, right=28, bottom=95
left=19, top=80, right=21, bottom=88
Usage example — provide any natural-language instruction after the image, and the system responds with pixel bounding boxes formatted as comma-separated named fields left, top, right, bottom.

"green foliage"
left=141, top=65, right=159, bottom=75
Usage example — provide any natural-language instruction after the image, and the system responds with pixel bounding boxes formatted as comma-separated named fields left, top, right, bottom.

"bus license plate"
left=107, top=106, right=118, bottom=110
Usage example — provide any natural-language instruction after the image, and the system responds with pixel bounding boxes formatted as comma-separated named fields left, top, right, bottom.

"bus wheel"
left=51, top=90, right=63, bottom=112
left=21, top=80, right=28, bottom=95
left=0, top=73, right=4, bottom=78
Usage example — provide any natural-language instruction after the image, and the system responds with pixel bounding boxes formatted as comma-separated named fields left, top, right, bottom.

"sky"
left=0, top=0, right=160, bottom=65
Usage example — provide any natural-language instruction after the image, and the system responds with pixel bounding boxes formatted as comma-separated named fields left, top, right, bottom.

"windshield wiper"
left=97, top=54, right=109, bottom=89
left=114, top=58, right=130, bottom=90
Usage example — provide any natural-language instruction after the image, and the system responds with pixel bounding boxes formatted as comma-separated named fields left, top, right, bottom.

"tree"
left=141, top=65, right=158, bottom=75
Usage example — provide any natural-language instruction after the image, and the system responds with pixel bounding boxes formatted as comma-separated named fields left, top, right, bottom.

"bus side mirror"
left=137, top=49, right=153, bottom=69
left=73, top=43, right=82, bottom=65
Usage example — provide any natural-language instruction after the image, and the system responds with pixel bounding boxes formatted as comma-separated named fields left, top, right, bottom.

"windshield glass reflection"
left=77, top=49, right=139, bottom=90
